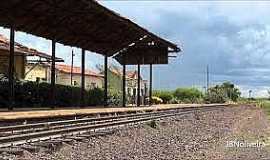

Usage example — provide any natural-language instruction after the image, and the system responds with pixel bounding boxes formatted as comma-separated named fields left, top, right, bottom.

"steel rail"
left=0, top=105, right=226, bottom=132
left=0, top=111, right=173, bottom=137
left=0, top=105, right=228, bottom=148
left=0, top=109, right=176, bottom=133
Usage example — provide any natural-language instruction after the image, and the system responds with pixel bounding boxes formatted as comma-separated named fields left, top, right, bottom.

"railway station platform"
left=0, top=104, right=227, bottom=121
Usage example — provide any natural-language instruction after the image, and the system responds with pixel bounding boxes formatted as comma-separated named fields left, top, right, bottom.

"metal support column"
left=80, top=49, right=85, bottom=107
left=104, top=54, right=108, bottom=106
left=137, top=63, right=141, bottom=107
left=149, top=64, right=153, bottom=106
left=8, top=26, right=15, bottom=110
left=50, top=39, right=56, bottom=108
left=122, top=55, right=126, bottom=107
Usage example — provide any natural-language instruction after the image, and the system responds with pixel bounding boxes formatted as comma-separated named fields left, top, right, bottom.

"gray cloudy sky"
left=1, top=1, right=270, bottom=97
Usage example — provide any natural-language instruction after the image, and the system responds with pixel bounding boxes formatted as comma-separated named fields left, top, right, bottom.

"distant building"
left=100, top=66, right=148, bottom=105
left=0, top=34, right=63, bottom=81
left=126, top=70, right=148, bottom=97
left=25, top=63, right=104, bottom=89
left=125, top=70, right=148, bottom=105
left=0, top=34, right=103, bottom=90
left=55, top=64, right=104, bottom=89
left=26, top=63, right=104, bottom=90
left=25, top=63, right=51, bottom=82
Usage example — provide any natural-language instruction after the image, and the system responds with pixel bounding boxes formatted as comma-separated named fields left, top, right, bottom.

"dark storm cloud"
left=152, top=9, right=242, bottom=38
left=143, top=5, right=270, bottom=96
left=149, top=8, right=242, bottom=86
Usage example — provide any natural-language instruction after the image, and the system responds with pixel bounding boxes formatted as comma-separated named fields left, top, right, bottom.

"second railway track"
left=0, top=104, right=228, bottom=150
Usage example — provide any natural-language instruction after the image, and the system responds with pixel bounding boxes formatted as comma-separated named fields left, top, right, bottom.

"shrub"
left=86, top=88, right=104, bottom=106
left=204, top=86, right=226, bottom=103
left=174, top=88, right=203, bottom=103
left=0, top=81, right=104, bottom=108
left=153, top=90, right=173, bottom=104
left=205, top=82, right=241, bottom=103
left=108, top=89, right=122, bottom=106
left=220, top=81, right=241, bottom=102
left=169, top=97, right=180, bottom=104
left=55, top=84, right=81, bottom=107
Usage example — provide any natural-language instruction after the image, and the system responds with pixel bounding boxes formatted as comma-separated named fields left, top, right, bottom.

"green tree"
left=220, top=81, right=241, bottom=101
left=205, top=85, right=227, bottom=103
left=206, top=81, right=241, bottom=103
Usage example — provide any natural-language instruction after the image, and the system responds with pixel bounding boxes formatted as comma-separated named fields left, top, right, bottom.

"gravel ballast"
left=4, top=105, right=270, bottom=160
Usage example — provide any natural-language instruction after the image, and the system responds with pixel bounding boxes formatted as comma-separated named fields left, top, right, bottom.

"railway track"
left=0, top=104, right=228, bottom=153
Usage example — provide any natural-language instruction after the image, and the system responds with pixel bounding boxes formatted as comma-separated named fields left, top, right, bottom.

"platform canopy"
left=114, top=44, right=169, bottom=65
left=0, top=0, right=180, bottom=56
left=113, top=38, right=181, bottom=65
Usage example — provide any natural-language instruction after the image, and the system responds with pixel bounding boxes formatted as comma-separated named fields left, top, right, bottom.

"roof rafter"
left=0, top=0, right=181, bottom=64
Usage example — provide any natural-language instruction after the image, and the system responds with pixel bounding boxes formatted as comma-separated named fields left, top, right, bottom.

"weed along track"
left=0, top=104, right=228, bottom=155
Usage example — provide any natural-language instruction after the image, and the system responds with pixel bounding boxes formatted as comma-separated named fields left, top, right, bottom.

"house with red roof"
left=100, top=65, right=148, bottom=105
left=0, top=34, right=63, bottom=80
left=125, top=70, right=148, bottom=98
left=55, top=64, right=104, bottom=89
left=0, top=34, right=103, bottom=89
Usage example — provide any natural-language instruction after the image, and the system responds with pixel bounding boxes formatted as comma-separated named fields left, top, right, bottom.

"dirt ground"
left=4, top=105, right=270, bottom=160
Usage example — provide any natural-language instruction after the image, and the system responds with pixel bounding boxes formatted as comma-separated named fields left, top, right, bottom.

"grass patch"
left=255, top=100, right=270, bottom=151
left=257, top=100, right=270, bottom=118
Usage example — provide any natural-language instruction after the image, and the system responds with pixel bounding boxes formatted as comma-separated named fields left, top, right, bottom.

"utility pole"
left=71, top=49, right=74, bottom=85
left=206, top=65, right=209, bottom=91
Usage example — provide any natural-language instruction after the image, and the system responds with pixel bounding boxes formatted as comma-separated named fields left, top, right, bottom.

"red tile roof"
left=0, top=34, right=63, bottom=62
left=126, top=70, right=138, bottom=79
left=109, top=67, right=122, bottom=76
left=56, top=64, right=104, bottom=77
left=109, top=67, right=143, bottom=80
